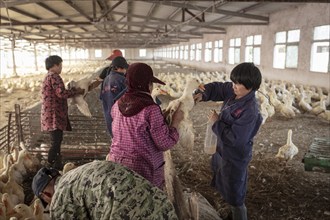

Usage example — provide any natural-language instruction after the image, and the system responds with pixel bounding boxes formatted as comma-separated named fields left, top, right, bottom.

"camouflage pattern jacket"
left=50, top=160, right=178, bottom=220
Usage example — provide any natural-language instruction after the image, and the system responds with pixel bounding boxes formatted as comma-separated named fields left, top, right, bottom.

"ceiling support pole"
left=33, top=42, right=38, bottom=71
left=10, top=36, right=17, bottom=77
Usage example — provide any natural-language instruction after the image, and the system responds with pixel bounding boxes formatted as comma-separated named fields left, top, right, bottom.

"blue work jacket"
left=202, top=81, right=262, bottom=206
left=100, top=70, right=127, bottom=136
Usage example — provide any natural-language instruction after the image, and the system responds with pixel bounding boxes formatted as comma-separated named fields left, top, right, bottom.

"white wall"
left=163, top=3, right=330, bottom=89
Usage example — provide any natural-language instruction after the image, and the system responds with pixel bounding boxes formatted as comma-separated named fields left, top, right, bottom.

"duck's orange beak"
left=159, top=89, right=168, bottom=95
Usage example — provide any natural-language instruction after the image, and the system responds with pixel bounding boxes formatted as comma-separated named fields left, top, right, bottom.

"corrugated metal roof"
left=0, top=1, right=310, bottom=48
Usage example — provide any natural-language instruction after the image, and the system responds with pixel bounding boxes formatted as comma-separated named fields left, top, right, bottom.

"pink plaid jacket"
left=108, top=102, right=179, bottom=188
left=41, top=72, right=75, bottom=131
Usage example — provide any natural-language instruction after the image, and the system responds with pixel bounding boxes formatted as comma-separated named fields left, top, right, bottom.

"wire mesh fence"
left=0, top=104, right=111, bottom=163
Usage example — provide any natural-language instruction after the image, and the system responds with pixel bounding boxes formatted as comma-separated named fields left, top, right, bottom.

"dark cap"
left=111, top=56, right=129, bottom=69
left=127, top=63, right=165, bottom=86
left=106, top=49, right=123, bottom=60
left=32, top=167, right=60, bottom=206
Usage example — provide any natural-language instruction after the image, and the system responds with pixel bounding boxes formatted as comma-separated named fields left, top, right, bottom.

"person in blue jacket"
left=100, top=56, right=129, bottom=137
left=194, top=62, right=263, bottom=220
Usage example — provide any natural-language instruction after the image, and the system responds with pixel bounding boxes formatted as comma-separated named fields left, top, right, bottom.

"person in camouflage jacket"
left=32, top=160, right=178, bottom=220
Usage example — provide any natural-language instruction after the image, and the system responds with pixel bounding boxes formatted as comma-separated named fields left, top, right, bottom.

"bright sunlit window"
left=204, top=41, right=212, bottom=62
left=273, top=29, right=300, bottom=69
left=184, top=45, right=189, bottom=60
left=310, top=25, right=329, bottom=73
left=245, top=35, right=261, bottom=65
left=139, top=49, right=147, bottom=57
left=95, top=49, right=102, bottom=58
left=228, top=38, right=241, bottom=64
left=175, top=46, right=179, bottom=59
left=196, top=43, right=202, bottom=61
left=180, top=45, right=184, bottom=59
left=190, top=44, right=195, bottom=61
left=214, top=40, right=223, bottom=63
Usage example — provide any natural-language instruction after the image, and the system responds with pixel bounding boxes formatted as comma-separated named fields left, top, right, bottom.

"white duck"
left=275, top=129, right=299, bottom=161
left=151, top=87, right=168, bottom=104
left=0, top=202, right=5, bottom=220
left=164, top=77, right=201, bottom=149
left=310, top=97, right=326, bottom=116
left=32, top=198, right=46, bottom=220
left=67, top=76, right=94, bottom=117
left=13, top=204, right=34, bottom=218
left=278, top=93, right=296, bottom=119
left=0, top=155, right=12, bottom=183
left=318, top=110, right=330, bottom=121
left=298, top=91, right=313, bottom=112
left=62, top=162, right=77, bottom=174
left=2, top=193, right=17, bottom=217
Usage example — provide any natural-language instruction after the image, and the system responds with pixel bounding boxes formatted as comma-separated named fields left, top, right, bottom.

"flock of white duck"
left=0, top=142, right=43, bottom=220
left=0, top=142, right=77, bottom=220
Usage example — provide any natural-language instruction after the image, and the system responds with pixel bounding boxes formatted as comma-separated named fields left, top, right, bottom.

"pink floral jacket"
left=41, top=72, right=75, bottom=131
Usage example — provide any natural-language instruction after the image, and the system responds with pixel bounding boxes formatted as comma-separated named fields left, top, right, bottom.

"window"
left=180, top=46, right=184, bottom=59
left=119, top=49, right=125, bottom=57
left=273, top=29, right=300, bottom=69
left=95, top=49, right=102, bottom=58
left=172, top=47, right=176, bottom=59
left=139, top=49, right=146, bottom=57
left=245, top=35, right=262, bottom=65
left=166, top=47, right=171, bottom=58
left=204, top=41, right=212, bottom=62
left=310, top=25, right=329, bottom=73
left=162, top=48, right=166, bottom=58
left=190, top=44, right=195, bottom=61
left=214, top=40, right=223, bottom=63
left=196, top=43, right=202, bottom=61
left=184, top=45, right=189, bottom=60
left=175, top=46, right=179, bottom=59
left=228, top=38, right=241, bottom=64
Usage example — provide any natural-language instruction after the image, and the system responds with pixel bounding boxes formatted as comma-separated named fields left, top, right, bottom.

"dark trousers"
left=49, top=129, right=63, bottom=169
left=231, top=204, right=247, bottom=220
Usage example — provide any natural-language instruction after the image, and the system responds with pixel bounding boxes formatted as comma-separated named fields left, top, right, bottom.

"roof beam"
left=139, top=2, right=158, bottom=32
left=10, top=29, right=209, bottom=39
left=63, top=0, right=92, bottom=22
left=97, top=0, right=123, bottom=22
left=0, top=21, right=260, bottom=30
left=105, top=10, right=226, bottom=31
left=158, top=1, right=269, bottom=22
left=184, top=8, right=204, bottom=22
left=36, top=2, right=88, bottom=32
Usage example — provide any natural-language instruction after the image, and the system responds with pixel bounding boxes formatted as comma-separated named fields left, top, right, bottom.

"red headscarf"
left=118, top=63, right=165, bottom=117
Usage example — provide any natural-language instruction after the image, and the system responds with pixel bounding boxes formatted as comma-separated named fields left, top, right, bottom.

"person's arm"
left=99, top=66, right=111, bottom=80
left=202, top=81, right=233, bottom=102
left=88, top=79, right=102, bottom=91
left=51, top=74, right=84, bottom=98
left=193, top=81, right=232, bottom=103
left=51, top=74, right=75, bottom=98
left=88, top=66, right=111, bottom=91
